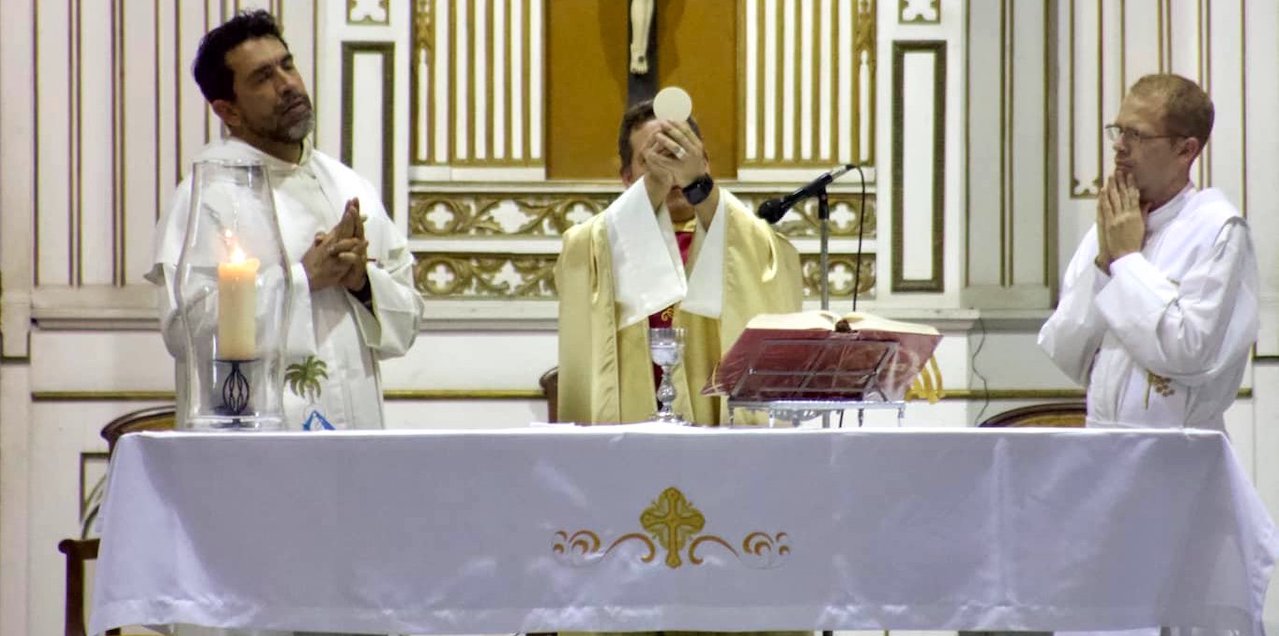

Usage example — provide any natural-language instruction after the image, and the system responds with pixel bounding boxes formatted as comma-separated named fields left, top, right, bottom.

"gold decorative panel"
left=28, top=0, right=323, bottom=288
left=802, top=254, right=876, bottom=300
left=410, top=0, right=543, bottom=166
left=341, top=42, right=396, bottom=213
left=742, top=0, right=877, bottom=167
left=410, top=0, right=879, bottom=174
left=898, top=0, right=939, bottom=24
left=408, top=190, right=876, bottom=239
left=891, top=41, right=946, bottom=293
left=963, top=0, right=1053, bottom=300
left=348, top=0, right=390, bottom=25
left=731, top=194, right=877, bottom=239
left=1068, top=0, right=1104, bottom=199
left=411, top=252, right=873, bottom=301
left=414, top=0, right=434, bottom=55
left=409, top=186, right=878, bottom=303
left=409, top=192, right=614, bottom=237
left=414, top=252, right=557, bottom=299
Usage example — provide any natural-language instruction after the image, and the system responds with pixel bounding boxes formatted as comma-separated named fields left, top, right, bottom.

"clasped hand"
left=1095, top=171, right=1145, bottom=274
left=303, top=198, right=369, bottom=292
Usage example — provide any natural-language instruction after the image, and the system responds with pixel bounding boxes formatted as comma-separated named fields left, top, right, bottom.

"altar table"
left=89, top=426, right=1278, bottom=636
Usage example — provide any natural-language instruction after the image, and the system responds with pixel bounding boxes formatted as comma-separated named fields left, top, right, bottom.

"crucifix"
left=628, top=0, right=657, bottom=105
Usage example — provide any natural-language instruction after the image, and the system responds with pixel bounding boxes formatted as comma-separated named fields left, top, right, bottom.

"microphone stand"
left=816, top=188, right=834, bottom=451
left=851, top=164, right=867, bottom=312
left=757, top=164, right=862, bottom=311
left=810, top=187, right=834, bottom=445
left=815, top=167, right=865, bottom=441
left=754, top=165, right=866, bottom=441
left=817, top=188, right=830, bottom=311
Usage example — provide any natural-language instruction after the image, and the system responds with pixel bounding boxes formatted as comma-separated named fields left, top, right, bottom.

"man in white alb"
left=149, top=10, right=424, bottom=437
left=1038, top=73, right=1259, bottom=636
left=1039, top=73, right=1257, bottom=433
left=148, top=10, right=423, bottom=636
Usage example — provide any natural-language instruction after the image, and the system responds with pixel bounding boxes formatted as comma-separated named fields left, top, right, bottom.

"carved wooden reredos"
left=403, top=0, right=879, bottom=314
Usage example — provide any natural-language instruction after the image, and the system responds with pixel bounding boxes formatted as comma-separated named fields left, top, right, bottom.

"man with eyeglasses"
left=1039, top=74, right=1258, bottom=434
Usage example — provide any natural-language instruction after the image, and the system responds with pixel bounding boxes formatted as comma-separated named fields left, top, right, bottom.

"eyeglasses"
left=1104, top=124, right=1183, bottom=144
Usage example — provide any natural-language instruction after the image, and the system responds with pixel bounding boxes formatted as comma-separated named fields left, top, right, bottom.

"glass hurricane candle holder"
left=173, top=159, right=292, bottom=430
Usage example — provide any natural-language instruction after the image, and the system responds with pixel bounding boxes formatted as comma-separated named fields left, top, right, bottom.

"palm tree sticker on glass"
left=649, top=327, right=688, bottom=425
left=285, top=355, right=334, bottom=430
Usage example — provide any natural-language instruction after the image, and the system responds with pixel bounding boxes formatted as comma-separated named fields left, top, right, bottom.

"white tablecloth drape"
left=90, top=426, right=1278, bottom=636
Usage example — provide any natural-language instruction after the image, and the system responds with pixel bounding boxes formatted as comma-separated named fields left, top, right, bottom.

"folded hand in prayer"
left=1095, top=171, right=1145, bottom=273
left=303, top=197, right=370, bottom=291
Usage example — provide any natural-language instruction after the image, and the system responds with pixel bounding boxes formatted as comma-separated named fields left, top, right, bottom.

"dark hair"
left=192, top=10, right=289, bottom=103
left=1130, top=73, right=1214, bottom=149
left=617, top=99, right=703, bottom=172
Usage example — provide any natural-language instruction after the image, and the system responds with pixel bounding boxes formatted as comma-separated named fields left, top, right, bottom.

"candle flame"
left=229, top=243, right=247, bottom=263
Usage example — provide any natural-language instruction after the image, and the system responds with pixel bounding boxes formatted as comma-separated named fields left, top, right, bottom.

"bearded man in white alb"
left=148, top=9, right=425, bottom=435
left=1040, top=73, right=1258, bottom=433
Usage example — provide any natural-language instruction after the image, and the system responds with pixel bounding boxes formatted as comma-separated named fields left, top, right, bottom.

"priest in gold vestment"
left=555, top=100, right=803, bottom=426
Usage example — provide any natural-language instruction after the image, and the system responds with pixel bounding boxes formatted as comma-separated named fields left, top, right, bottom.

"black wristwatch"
left=682, top=174, right=715, bottom=206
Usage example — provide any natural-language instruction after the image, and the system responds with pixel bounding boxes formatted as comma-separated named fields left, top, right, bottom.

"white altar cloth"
left=89, top=426, right=1278, bottom=636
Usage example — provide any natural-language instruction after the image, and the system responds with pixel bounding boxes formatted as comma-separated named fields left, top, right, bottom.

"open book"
left=703, top=311, right=943, bottom=402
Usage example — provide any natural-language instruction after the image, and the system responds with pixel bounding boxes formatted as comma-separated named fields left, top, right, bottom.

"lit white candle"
left=217, top=243, right=259, bottom=360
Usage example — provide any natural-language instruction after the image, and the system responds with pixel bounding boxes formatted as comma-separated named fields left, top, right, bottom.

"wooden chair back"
left=61, top=405, right=176, bottom=636
left=539, top=367, right=559, bottom=423
left=979, top=401, right=1087, bottom=428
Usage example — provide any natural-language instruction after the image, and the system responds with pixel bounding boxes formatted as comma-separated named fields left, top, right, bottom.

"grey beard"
left=278, top=113, right=314, bottom=143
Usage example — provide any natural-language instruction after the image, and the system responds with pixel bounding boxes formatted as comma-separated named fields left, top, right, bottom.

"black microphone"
left=756, top=164, right=857, bottom=224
